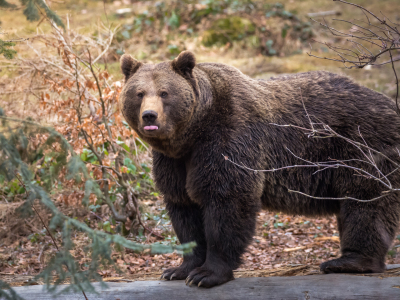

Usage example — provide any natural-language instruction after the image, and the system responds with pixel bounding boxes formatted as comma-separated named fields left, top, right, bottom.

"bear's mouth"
left=144, top=125, right=159, bottom=131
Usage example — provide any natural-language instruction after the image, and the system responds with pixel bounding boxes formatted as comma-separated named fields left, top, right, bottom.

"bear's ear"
left=120, top=54, right=142, bottom=81
left=171, top=51, right=199, bottom=98
left=171, top=51, right=196, bottom=78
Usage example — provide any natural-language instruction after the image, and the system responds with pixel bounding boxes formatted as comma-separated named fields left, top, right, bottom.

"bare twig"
left=287, top=189, right=392, bottom=202
left=38, top=243, right=48, bottom=265
left=130, top=192, right=164, bottom=239
left=32, top=206, right=60, bottom=251
left=389, top=49, right=400, bottom=113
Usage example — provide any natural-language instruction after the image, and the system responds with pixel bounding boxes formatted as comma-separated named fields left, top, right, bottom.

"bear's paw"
left=320, top=254, right=385, bottom=274
left=185, top=265, right=234, bottom=288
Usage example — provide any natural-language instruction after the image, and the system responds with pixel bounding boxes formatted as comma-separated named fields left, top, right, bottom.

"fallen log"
left=10, top=268, right=400, bottom=300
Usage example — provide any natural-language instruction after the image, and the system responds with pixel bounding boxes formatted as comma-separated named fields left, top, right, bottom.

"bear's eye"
left=137, top=92, right=144, bottom=99
left=160, top=91, right=168, bottom=98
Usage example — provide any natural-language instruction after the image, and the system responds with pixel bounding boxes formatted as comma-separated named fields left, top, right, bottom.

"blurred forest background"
left=0, top=0, right=400, bottom=294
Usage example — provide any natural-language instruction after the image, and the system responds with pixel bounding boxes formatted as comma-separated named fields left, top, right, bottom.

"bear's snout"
left=142, top=110, right=158, bottom=123
left=142, top=110, right=160, bottom=132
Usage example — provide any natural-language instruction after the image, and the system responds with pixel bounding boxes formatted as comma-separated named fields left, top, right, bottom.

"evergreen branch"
left=35, top=0, right=65, bottom=29
left=20, top=0, right=64, bottom=28
left=0, top=39, right=17, bottom=59
left=23, top=0, right=40, bottom=21
left=0, top=29, right=26, bottom=60
left=0, top=0, right=17, bottom=9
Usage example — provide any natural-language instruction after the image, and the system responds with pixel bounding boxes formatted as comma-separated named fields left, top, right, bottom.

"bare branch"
left=389, top=49, right=400, bottom=113
left=309, top=1, right=399, bottom=109
left=287, top=189, right=394, bottom=202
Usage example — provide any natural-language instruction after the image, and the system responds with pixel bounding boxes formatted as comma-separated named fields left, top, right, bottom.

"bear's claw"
left=161, top=266, right=192, bottom=280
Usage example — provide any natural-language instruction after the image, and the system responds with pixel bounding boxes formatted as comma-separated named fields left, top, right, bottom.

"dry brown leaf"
left=283, top=246, right=306, bottom=252
left=314, top=236, right=340, bottom=242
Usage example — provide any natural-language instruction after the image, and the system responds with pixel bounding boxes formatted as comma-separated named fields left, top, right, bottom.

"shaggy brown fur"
left=119, top=51, right=400, bottom=287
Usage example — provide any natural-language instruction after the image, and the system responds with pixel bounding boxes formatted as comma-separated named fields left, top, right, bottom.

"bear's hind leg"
left=320, top=199, right=400, bottom=274
left=161, top=201, right=207, bottom=280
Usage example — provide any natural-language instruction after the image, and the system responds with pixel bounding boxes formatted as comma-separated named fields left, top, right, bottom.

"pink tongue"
left=144, top=125, right=159, bottom=131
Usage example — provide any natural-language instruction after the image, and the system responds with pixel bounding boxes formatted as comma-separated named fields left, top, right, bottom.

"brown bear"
left=119, top=51, right=400, bottom=288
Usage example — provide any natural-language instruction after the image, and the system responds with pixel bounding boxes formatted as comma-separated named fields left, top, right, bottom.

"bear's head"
left=119, top=51, right=200, bottom=154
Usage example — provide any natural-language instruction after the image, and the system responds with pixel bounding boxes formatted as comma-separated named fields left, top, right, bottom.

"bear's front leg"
left=184, top=153, right=263, bottom=287
left=161, top=200, right=207, bottom=280
left=152, top=152, right=207, bottom=280
left=185, top=197, right=259, bottom=287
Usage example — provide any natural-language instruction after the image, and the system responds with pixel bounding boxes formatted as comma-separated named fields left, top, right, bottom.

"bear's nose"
left=142, top=110, right=158, bottom=123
